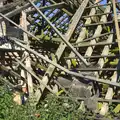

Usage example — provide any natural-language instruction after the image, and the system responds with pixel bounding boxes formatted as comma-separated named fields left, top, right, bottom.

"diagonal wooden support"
left=0, top=75, right=15, bottom=88
left=0, top=2, right=6, bottom=68
left=28, top=0, right=89, bottom=66
left=67, top=0, right=104, bottom=110
left=0, top=0, right=25, bottom=13
left=67, top=2, right=97, bottom=69
left=79, top=1, right=111, bottom=111
left=12, top=39, right=120, bottom=87
left=33, top=0, right=89, bottom=103
left=15, top=58, right=56, bottom=95
left=75, top=32, right=113, bottom=45
left=0, top=2, right=6, bottom=37
left=0, top=0, right=38, bottom=22
left=0, top=65, right=26, bottom=82
left=66, top=0, right=111, bottom=111
left=100, top=72, right=118, bottom=115
left=0, top=13, right=42, bottom=42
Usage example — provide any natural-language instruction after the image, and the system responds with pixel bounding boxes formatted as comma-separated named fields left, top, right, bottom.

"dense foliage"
left=0, top=84, right=120, bottom=120
left=0, top=85, right=33, bottom=120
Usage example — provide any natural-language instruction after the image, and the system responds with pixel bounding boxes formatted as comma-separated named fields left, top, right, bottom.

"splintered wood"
left=0, top=0, right=120, bottom=116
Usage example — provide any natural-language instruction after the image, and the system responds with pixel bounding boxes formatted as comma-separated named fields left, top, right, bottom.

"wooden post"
left=20, top=11, right=33, bottom=103
left=112, top=0, right=120, bottom=51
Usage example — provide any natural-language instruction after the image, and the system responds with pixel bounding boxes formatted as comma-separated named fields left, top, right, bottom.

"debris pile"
left=0, top=0, right=120, bottom=116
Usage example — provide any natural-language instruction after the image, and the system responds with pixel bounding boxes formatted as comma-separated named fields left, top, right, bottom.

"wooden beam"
left=12, top=40, right=120, bottom=87
left=33, top=0, right=89, bottom=103
left=26, top=2, right=65, bottom=14
left=0, top=1, right=25, bottom=13
left=28, top=0, right=89, bottom=66
left=66, top=1, right=97, bottom=69
left=100, top=2, right=120, bottom=115
left=49, top=0, right=73, bottom=16
left=112, top=0, right=120, bottom=51
left=20, top=11, right=34, bottom=98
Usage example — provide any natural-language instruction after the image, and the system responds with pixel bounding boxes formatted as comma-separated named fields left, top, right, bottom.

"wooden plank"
left=15, top=58, right=56, bottom=95
left=0, top=2, right=6, bottom=66
left=67, top=3, right=97, bottom=68
left=20, top=11, right=34, bottom=97
left=33, top=0, right=89, bottom=103
left=0, top=0, right=37, bottom=22
left=66, top=1, right=110, bottom=111
left=0, top=1, right=24, bottom=13
left=29, top=0, right=89, bottom=66
left=12, top=36, right=120, bottom=87
left=81, top=3, right=111, bottom=112
left=26, top=2, right=65, bottom=14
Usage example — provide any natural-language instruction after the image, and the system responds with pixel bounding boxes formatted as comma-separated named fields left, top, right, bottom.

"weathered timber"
left=12, top=40, right=120, bottom=87
left=66, top=1, right=97, bottom=69
left=26, top=2, right=65, bottom=14
left=20, top=11, right=34, bottom=98
left=75, top=32, right=113, bottom=44
left=64, top=54, right=120, bottom=59
left=85, top=1, right=120, bottom=9
left=0, top=13, right=42, bottom=42
left=100, top=2, right=120, bottom=115
left=0, top=0, right=26, bottom=13
left=112, top=0, right=120, bottom=51
left=32, top=0, right=89, bottom=103
left=28, top=0, right=89, bottom=66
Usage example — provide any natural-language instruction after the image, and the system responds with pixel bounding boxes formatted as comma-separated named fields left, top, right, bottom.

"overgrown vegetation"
left=0, top=84, right=120, bottom=120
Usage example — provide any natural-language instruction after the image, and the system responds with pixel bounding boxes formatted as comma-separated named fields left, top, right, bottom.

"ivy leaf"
left=107, top=26, right=110, bottom=33
left=104, top=58, right=108, bottom=64
left=110, top=48, right=119, bottom=53
left=113, top=104, right=120, bottom=113
left=110, top=59, right=118, bottom=66
left=71, top=59, right=77, bottom=67
left=97, top=103, right=103, bottom=110
left=56, top=90, right=64, bottom=96
left=103, top=84, right=109, bottom=89
left=85, top=29, right=88, bottom=38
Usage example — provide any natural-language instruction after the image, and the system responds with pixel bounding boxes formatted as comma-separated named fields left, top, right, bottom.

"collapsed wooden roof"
left=0, top=0, right=120, bottom=115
